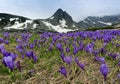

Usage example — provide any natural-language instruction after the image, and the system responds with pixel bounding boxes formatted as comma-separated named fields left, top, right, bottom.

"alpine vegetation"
left=0, top=29, right=120, bottom=83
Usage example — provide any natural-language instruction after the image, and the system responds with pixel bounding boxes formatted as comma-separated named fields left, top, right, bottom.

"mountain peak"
left=48, top=8, right=74, bottom=27
left=53, top=8, right=66, bottom=19
left=55, top=8, right=64, bottom=13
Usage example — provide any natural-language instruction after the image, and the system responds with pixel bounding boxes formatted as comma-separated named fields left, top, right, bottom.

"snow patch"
left=73, top=24, right=76, bottom=27
left=4, top=20, right=33, bottom=30
left=32, top=24, right=38, bottom=29
left=10, top=18, right=15, bottom=21
left=59, top=19, right=68, bottom=28
left=87, top=18, right=93, bottom=22
left=86, top=18, right=96, bottom=24
left=10, top=18, right=19, bottom=21
left=42, top=21, right=75, bottom=33
left=98, top=21, right=112, bottom=26
left=93, top=22, right=96, bottom=24
left=83, top=20, right=88, bottom=23
left=0, top=18, right=2, bottom=21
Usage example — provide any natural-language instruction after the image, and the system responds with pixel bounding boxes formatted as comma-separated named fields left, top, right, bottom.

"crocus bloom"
left=59, top=66, right=67, bottom=78
left=66, top=47, right=70, bottom=53
left=100, top=63, right=109, bottom=81
left=48, top=43, right=53, bottom=51
left=0, top=38, right=4, bottom=43
left=32, top=54, right=38, bottom=63
left=100, top=48, right=107, bottom=54
left=94, top=56, right=105, bottom=63
left=56, top=43, right=63, bottom=52
left=118, top=62, right=120, bottom=66
left=3, top=56, right=14, bottom=71
left=60, top=52, right=65, bottom=61
left=26, top=51, right=33, bottom=59
left=108, top=53, right=117, bottom=60
left=10, top=52, right=17, bottom=61
left=85, top=43, right=93, bottom=53
left=16, top=61, right=21, bottom=71
left=29, top=43, right=34, bottom=49
left=4, top=40, right=9, bottom=45
left=75, top=57, right=85, bottom=70
left=63, top=56, right=72, bottom=65
left=0, top=43, right=4, bottom=52
left=118, top=73, right=120, bottom=79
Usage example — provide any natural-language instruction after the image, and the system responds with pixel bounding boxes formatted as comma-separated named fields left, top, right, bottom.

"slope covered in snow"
left=4, top=20, right=32, bottom=30
left=42, top=21, right=75, bottom=33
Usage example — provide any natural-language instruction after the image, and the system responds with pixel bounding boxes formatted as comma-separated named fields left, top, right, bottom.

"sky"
left=0, top=0, right=120, bottom=21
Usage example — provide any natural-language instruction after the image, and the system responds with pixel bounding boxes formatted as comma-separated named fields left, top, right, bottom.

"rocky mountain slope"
left=78, top=15, right=120, bottom=28
left=0, top=9, right=78, bottom=33
left=1, top=9, right=120, bottom=33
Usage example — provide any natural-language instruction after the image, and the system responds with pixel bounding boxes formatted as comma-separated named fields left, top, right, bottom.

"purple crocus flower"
left=3, top=32, right=9, bottom=38
left=94, top=56, right=105, bottom=63
left=4, top=40, right=9, bottom=45
left=21, top=55, right=25, bottom=59
left=108, top=53, right=117, bottom=60
left=73, top=45, right=79, bottom=55
left=73, top=49, right=77, bottom=55
left=118, top=73, right=120, bottom=79
left=26, top=51, right=33, bottom=59
left=48, top=44, right=53, bottom=51
left=0, top=38, right=4, bottom=43
left=1, top=49, right=10, bottom=56
left=66, top=47, right=70, bottom=53
left=3, top=56, right=14, bottom=71
left=92, top=50, right=99, bottom=56
left=29, top=43, right=34, bottom=49
left=85, top=43, right=93, bottom=53
left=60, top=52, right=65, bottom=61
left=118, top=62, right=120, bottom=66
left=75, top=57, right=85, bottom=70
left=15, top=61, right=21, bottom=71
left=100, top=63, right=109, bottom=81
left=103, top=42, right=107, bottom=47
left=59, top=66, right=67, bottom=78
left=100, top=47, right=107, bottom=54
left=0, top=43, right=5, bottom=52
left=63, top=56, right=72, bottom=65
left=32, top=54, right=38, bottom=63
left=10, top=52, right=17, bottom=61
left=56, top=43, right=63, bottom=52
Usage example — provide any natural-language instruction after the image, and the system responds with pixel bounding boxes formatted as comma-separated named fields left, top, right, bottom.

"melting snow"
left=86, top=18, right=96, bottom=24
left=4, top=20, right=33, bottom=30
left=10, top=18, right=19, bottom=21
left=83, top=20, right=88, bottom=23
left=10, top=18, right=15, bottom=21
left=59, top=19, right=68, bottom=28
left=93, top=22, right=96, bottom=24
left=98, top=21, right=112, bottom=26
left=87, top=18, right=93, bottom=22
left=73, top=24, right=76, bottom=27
left=42, top=21, right=74, bottom=33
left=32, top=24, right=38, bottom=29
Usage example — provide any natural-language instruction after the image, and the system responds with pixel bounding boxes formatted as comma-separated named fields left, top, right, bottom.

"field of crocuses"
left=0, top=30, right=120, bottom=83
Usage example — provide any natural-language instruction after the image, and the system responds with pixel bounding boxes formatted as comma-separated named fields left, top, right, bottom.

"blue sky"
left=0, top=0, right=120, bottom=21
